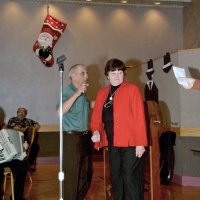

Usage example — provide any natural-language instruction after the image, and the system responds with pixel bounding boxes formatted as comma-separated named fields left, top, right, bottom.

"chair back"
left=24, top=127, right=36, bottom=159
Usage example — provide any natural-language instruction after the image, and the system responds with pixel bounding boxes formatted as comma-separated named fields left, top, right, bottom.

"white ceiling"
left=30, top=0, right=192, bottom=8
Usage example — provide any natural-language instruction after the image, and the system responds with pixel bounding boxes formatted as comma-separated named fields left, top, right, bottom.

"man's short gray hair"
left=68, top=64, right=84, bottom=78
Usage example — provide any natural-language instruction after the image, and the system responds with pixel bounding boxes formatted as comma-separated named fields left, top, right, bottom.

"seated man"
left=0, top=128, right=28, bottom=200
left=7, top=107, right=40, bottom=171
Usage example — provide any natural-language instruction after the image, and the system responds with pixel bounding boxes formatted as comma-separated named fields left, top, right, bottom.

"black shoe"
left=30, top=165, right=36, bottom=172
left=29, top=161, right=37, bottom=172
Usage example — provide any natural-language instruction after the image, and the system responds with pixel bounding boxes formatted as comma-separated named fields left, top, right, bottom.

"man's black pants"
left=63, top=131, right=93, bottom=200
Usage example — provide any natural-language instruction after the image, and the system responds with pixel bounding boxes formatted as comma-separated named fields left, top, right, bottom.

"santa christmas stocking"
left=33, top=14, right=67, bottom=67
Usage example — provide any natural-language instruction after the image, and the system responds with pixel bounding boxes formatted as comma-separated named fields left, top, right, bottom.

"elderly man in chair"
left=7, top=107, right=40, bottom=172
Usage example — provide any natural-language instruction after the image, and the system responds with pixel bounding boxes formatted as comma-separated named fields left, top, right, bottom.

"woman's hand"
left=136, top=146, right=145, bottom=158
left=91, top=130, right=100, bottom=143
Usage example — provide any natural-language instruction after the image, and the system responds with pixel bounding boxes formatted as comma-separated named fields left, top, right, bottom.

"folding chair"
left=3, top=167, right=15, bottom=200
left=24, top=127, right=36, bottom=183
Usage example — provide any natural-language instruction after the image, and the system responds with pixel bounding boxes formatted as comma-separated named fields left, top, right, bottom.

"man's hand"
left=91, top=130, right=100, bottom=143
left=136, top=146, right=145, bottom=158
left=76, top=83, right=89, bottom=96
left=23, top=141, right=29, bottom=150
left=13, top=126, right=28, bottom=133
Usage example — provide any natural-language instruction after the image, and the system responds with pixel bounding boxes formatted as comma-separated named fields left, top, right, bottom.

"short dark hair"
left=17, top=107, right=27, bottom=115
left=104, top=58, right=126, bottom=76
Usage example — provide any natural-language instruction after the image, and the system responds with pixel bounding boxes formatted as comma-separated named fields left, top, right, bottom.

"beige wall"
left=184, top=0, right=200, bottom=48
left=0, top=0, right=199, bottom=181
left=0, top=0, right=183, bottom=125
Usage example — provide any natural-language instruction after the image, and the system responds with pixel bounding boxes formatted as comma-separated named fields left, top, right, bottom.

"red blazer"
left=90, top=81, right=148, bottom=150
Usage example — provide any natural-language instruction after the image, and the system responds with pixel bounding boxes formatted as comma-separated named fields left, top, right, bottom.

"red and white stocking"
left=33, top=14, right=67, bottom=67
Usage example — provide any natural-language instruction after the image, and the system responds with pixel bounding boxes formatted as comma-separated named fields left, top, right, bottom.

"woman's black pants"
left=108, top=146, right=145, bottom=200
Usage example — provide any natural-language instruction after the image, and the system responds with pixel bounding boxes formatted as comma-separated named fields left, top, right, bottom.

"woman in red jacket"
left=90, top=58, right=148, bottom=200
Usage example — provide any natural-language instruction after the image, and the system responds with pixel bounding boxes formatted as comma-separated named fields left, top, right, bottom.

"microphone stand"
left=57, top=55, right=66, bottom=200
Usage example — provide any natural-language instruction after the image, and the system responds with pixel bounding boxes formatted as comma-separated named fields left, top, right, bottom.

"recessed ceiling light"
left=121, top=0, right=128, bottom=4
left=155, top=1, right=161, bottom=5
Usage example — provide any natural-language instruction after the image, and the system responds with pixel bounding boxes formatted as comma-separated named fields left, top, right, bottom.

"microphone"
left=56, top=55, right=66, bottom=65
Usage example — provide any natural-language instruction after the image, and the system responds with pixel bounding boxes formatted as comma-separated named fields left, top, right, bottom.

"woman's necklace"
left=104, top=85, right=120, bottom=108
left=109, top=86, right=119, bottom=101
left=109, top=90, right=117, bottom=101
